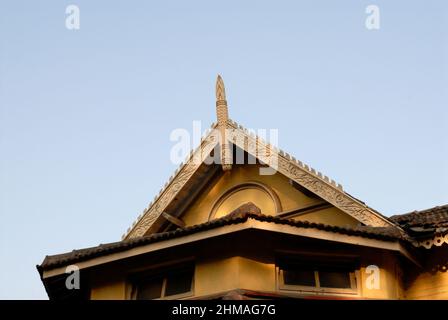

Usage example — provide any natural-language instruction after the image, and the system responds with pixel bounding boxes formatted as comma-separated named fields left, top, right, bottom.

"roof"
left=390, top=204, right=448, bottom=237
left=124, top=118, right=397, bottom=239
left=121, top=76, right=399, bottom=239
left=39, top=206, right=405, bottom=271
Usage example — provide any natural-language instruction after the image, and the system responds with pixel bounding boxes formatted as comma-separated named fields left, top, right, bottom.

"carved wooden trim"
left=413, top=233, right=448, bottom=249
left=124, top=129, right=219, bottom=239
left=125, top=118, right=397, bottom=239
left=226, top=121, right=392, bottom=228
left=162, top=212, right=186, bottom=228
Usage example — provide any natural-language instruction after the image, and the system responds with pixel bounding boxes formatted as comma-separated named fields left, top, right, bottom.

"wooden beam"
left=162, top=212, right=185, bottom=228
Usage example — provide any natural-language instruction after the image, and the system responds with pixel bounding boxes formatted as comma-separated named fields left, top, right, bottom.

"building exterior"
left=37, top=76, right=448, bottom=300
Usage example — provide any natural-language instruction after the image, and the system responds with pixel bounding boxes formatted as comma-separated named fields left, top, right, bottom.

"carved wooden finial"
left=215, top=75, right=232, bottom=171
left=216, top=74, right=226, bottom=101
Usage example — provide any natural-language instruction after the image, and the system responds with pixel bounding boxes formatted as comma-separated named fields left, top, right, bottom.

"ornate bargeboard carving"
left=227, top=123, right=390, bottom=227
left=126, top=132, right=219, bottom=238
left=126, top=119, right=394, bottom=239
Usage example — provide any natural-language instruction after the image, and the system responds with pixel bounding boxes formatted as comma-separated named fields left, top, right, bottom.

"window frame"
left=278, top=268, right=358, bottom=295
left=129, top=261, right=195, bottom=300
left=276, top=254, right=361, bottom=297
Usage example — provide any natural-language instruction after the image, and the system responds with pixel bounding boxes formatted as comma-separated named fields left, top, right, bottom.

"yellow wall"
left=90, top=274, right=126, bottom=300
left=292, top=207, right=359, bottom=227
left=406, top=271, right=448, bottom=299
left=194, top=257, right=240, bottom=296
left=239, top=257, right=276, bottom=292
left=195, top=257, right=276, bottom=297
left=358, top=251, right=404, bottom=299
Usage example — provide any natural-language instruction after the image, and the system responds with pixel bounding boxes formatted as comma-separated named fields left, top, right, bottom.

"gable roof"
left=123, top=117, right=397, bottom=239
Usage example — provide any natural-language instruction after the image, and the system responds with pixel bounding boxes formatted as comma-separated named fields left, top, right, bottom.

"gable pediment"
left=123, top=119, right=395, bottom=240
left=122, top=76, right=398, bottom=239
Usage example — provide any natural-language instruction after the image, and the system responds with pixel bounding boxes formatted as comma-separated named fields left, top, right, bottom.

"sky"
left=0, top=1, right=446, bottom=299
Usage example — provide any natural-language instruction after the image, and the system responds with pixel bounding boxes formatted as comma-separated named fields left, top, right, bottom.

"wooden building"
left=37, top=76, right=448, bottom=300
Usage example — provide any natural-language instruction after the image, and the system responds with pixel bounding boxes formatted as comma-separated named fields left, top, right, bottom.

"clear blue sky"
left=0, top=1, right=446, bottom=299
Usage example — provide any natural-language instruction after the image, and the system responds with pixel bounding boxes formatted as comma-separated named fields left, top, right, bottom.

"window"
left=131, top=264, right=194, bottom=300
left=278, top=256, right=358, bottom=295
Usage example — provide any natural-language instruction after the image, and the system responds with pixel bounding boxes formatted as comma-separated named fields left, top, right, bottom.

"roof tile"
left=39, top=209, right=404, bottom=271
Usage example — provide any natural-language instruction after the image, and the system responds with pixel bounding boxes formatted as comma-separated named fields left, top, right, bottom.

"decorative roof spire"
left=215, top=75, right=232, bottom=171
left=216, top=75, right=226, bottom=101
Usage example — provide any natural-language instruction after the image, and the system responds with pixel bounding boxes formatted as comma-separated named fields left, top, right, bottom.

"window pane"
left=318, top=270, right=352, bottom=289
left=165, top=268, right=193, bottom=297
left=283, top=268, right=316, bottom=287
left=136, top=276, right=163, bottom=300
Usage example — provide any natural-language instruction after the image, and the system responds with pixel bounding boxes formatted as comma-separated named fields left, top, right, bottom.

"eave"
left=40, top=213, right=417, bottom=280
